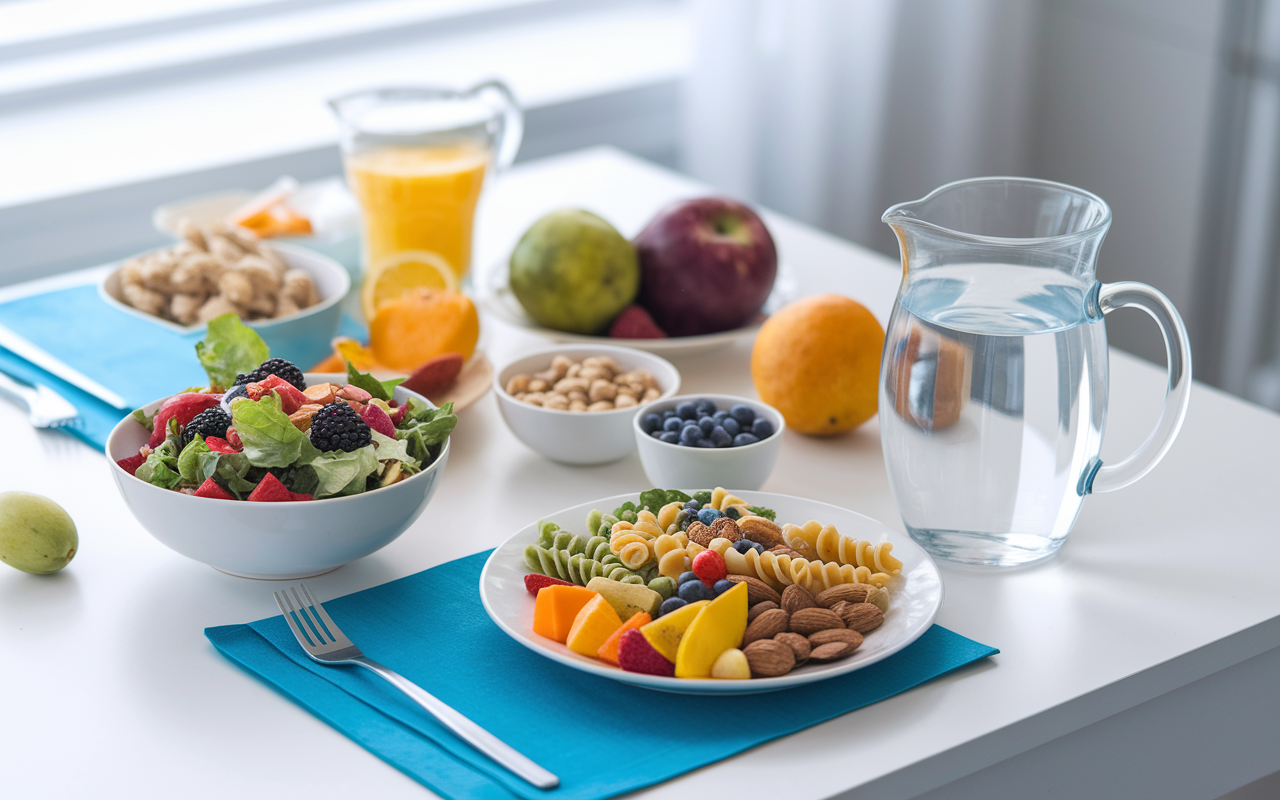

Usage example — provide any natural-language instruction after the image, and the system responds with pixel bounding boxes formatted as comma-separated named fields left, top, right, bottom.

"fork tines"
left=273, top=582, right=349, bottom=653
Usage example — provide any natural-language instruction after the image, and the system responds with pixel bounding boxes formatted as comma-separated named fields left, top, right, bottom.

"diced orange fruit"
left=532, top=585, right=598, bottom=644
left=597, top=612, right=651, bottom=665
left=369, top=288, right=479, bottom=372
left=565, top=595, right=623, bottom=657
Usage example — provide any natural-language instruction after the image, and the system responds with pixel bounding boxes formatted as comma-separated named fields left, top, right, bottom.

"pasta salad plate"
left=479, top=491, right=942, bottom=695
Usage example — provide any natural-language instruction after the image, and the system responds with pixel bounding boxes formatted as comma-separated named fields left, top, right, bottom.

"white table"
left=3, top=147, right=1278, bottom=800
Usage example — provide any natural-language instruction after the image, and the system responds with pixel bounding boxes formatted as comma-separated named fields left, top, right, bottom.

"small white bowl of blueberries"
left=632, top=394, right=784, bottom=490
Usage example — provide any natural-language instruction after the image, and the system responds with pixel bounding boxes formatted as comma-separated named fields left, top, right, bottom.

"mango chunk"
left=597, top=611, right=652, bottom=665
left=639, top=600, right=708, bottom=663
left=675, top=582, right=748, bottom=678
left=532, top=585, right=598, bottom=643
left=586, top=577, right=663, bottom=620
left=565, top=594, right=623, bottom=657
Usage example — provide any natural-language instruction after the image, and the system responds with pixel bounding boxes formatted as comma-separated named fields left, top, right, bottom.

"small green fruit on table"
left=0, top=492, right=78, bottom=574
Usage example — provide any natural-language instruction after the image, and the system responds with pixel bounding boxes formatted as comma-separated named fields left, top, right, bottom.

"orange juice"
left=346, top=142, right=488, bottom=298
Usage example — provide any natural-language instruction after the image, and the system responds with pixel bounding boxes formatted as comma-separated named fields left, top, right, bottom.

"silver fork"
left=274, top=583, right=559, bottom=790
left=0, top=369, right=79, bottom=429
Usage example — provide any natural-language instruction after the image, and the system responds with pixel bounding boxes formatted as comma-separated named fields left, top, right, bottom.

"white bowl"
left=633, top=393, right=785, bottom=490
left=493, top=345, right=680, bottom=465
left=105, top=373, right=448, bottom=580
left=100, top=242, right=351, bottom=371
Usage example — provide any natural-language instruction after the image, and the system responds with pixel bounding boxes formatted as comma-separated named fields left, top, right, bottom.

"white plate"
left=479, top=491, right=943, bottom=695
left=476, top=261, right=799, bottom=356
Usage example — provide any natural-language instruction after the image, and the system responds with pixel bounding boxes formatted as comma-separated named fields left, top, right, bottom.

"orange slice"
left=361, top=249, right=457, bottom=322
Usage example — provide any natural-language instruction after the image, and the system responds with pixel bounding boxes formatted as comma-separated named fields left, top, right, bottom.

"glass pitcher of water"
left=879, top=177, right=1191, bottom=567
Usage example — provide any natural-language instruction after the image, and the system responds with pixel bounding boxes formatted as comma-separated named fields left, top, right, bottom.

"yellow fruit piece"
left=332, top=337, right=380, bottom=372
left=361, top=249, right=458, bottom=322
left=751, top=294, right=885, bottom=435
left=585, top=577, right=663, bottom=621
left=710, top=648, right=751, bottom=680
left=674, top=582, right=748, bottom=678
left=369, top=288, right=479, bottom=372
left=565, top=594, right=623, bottom=657
left=639, top=600, right=709, bottom=663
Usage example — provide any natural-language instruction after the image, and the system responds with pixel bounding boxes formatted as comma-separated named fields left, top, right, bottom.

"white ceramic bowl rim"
left=633, top=392, right=786, bottom=454
left=106, top=373, right=448, bottom=505
left=492, top=343, right=681, bottom=417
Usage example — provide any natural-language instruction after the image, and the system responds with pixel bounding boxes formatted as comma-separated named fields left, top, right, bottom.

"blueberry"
left=710, top=426, right=732, bottom=447
left=712, top=579, right=736, bottom=597
left=658, top=431, right=679, bottom=444
left=722, top=417, right=741, bottom=437
left=751, top=417, right=774, bottom=438
left=684, top=499, right=701, bottom=511
left=677, top=570, right=700, bottom=586
left=676, top=401, right=698, bottom=420
left=663, top=409, right=677, bottom=419
left=698, top=416, right=716, bottom=435
left=752, top=542, right=765, bottom=554
left=658, top=597, right=688, bottom=617
left=733, top=540, right=754, bottom=554
left=695, top=399, right=717, bottom=417
left=678, top=579, right=712, bottom=603
left=697, top=507, right=722, bottom=525
left=219, top=383, right=248, bottom=412
left=679, top=425, right=703, bottom=446
left=730, top=404, right=755, bottom=425
left=733, top=432, right=761, bottom=447
left=712, top=410, right=730, bottom=422
left=663, top=416, right=683, bottom=433
left=650, top=429, right=664, bottom=439
left=695, top=438, right=717, bottom=448
left=641, top=413, right=663, bottom=434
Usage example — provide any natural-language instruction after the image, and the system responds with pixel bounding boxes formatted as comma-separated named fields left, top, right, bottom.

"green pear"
left=0, top=492, right=78, bottom=574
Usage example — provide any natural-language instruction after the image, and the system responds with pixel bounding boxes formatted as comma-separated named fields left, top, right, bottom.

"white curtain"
left=681, top=0, right=1041, bottom=257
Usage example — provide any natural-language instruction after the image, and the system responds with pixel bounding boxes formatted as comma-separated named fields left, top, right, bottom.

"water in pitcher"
left=879, top=263, right=1108, bottom=566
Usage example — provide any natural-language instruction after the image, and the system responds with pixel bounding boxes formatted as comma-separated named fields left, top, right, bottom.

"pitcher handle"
left=472, top=80, right=523, bottom=171
left=1084, top=281, right=1192, bottom=494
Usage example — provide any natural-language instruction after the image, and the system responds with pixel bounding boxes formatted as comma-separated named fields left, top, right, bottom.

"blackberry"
left=234, top=358, right=306, bottom=391
left=309, top=402, right=372, bottom=452
left=180, top=407, right=232, bottom=449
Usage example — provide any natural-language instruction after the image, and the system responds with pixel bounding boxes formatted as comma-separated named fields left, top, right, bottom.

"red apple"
left=634, top=197, right=778, bottom=336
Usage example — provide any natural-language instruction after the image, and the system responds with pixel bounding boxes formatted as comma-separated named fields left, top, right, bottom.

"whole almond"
left=686, top=521, right=715, bottom=547
left=841, top=603, right=885, bottom=633
left=815, top=583, right=874, bottom=608
left=743, top=608, right=790, bottom=645
left=809, top=641, right=857, bottom=662
left=727, top=575, right=781, bottom=605
left=774, top=631, right=811, bottom=664
left=780, top=584, right=817, bottom=614
left=747, top=601, right=779, bottom=622
left=737, top=516, right=786, bottom=548
left=743, top=639, right=795, bottom=677
left=829, top=600, right=851, bottom=617
left=808, top=628, right=864, bottom=649
left=709, top=517, right=742, bottom=542
left=789, top=607, right=844, bottom=636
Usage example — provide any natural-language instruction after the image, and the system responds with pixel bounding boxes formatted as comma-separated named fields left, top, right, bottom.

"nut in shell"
left=788, top=607, right=844, bottom=636
left=815, top=583, right=875, bottom=609
left=743, top=639, right=795, bottom=677
left=747, top=600, right=779, bottom=622
left=727, top=574, right=781, bottom=605
left=807, top=628, right=863, bottom=649
left=780, top=584, right=817, bottom=614
left=685, top=521, right=715, bottom=547
left=708, top=517, right=741, bottom=543
left=774, top=631, right=811, bottom=664
left=742, top=608, right=790, bottom=645
left=840, top=602, right=885, bottom=633
left=809, top=641, right=858, bottom=663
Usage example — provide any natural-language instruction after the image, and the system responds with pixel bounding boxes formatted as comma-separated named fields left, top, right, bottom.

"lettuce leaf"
left=746, top=505, right=776, bottom=521
left=308, top=446, right=380, bottom=498
left=370, top=429, right=417, bottom=468
left=195, top=314, right=270, bottom=391
left=132, top=407, right=155, bottom=432
left=231, top=393, right=319, bottom=468
left=177, top=436, right=211, bottom=485
left=396, top=400, right=456, bottom=466
left=346, top=360, right=390, bottom=402
left=214, top=453, right=259, bottom=498
left=135, top=440, right=182, bottom=489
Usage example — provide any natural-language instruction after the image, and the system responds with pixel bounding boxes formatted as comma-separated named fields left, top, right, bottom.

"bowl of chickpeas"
left=99, top=220, right=350, bottom=369
left=493, top=345, right=681, bottom=465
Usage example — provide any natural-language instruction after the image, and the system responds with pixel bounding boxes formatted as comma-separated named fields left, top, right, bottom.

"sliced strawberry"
left=148, top=393, right=222, bottom=447
left=193, top=478, right=235, bottom=500
left=116, top=453, right=147, bottom=476
left=524, top=574, right=576, bottom=596
left=204, top=436, right=240, bottom=454
left=225, top=428, right=243, bottom=449
left=246, top=374, right=307, bottom=415
left=359, top=403, right=396, bottom=438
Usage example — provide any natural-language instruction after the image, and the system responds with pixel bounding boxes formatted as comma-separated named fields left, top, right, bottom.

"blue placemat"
left=207, top=551, right=997, bottom=800
left=0, top=284, right=365, bottom=450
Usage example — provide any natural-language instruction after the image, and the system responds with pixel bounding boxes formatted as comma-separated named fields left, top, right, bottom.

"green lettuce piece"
left=692, top=490, right=713, bottom=507
left=370, top=429, right=418, bottom=468
left=381, top=377, right=406, bottom=396
left=346, top=360, right=390, bottom=402
left=177, top=436, right=211, bottom=485
left=664, top=489, right=692, bottom=505
left=309, top=445, right=380, bottom=498
left=195, top=314, right=270, bottom=391
left=746, top=505, right=776, bottom=521
left=132, top=407, right=155, bottom=432
left=396, top=400, right=457, bottom=466
left=214, top=453, right=259, bottom=498
left=231, top=393, right=319, bottom=468
left=135, top=440, right=182, bottom=489
left=638, top=489, right=667, bottom=513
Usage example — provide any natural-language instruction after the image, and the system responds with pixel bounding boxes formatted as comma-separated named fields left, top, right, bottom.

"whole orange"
left=369, top=288, right=479, bottom=372
left=751, top=295, right=884, bottom=435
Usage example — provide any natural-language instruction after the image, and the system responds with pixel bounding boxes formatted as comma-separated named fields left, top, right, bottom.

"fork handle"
left=350, top=656, right=560, bottom=790
left=0, top=370, right=37, bottom=410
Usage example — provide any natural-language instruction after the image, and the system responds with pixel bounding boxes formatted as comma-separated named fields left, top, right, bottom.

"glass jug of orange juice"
left=329, top=82, right=522, bottom=321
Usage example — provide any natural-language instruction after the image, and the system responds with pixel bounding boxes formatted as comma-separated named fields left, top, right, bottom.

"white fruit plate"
left=476, top=261, right=799, bottom=356
left=479, top=491, right=943, bottom=695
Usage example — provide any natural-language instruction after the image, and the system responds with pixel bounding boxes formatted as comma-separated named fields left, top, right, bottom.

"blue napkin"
left=0, top=284, right=366, bottom=450
left=207, top=552, right=998, bottom=800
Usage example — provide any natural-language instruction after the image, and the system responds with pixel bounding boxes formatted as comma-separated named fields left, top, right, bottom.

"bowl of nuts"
left=494, top=345, right=680, bottom=465
left=100, top=220, right=350, bottom=370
